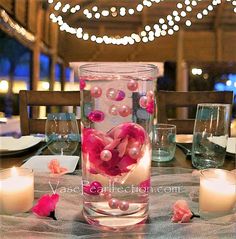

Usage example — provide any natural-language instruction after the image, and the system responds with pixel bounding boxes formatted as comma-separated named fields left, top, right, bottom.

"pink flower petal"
left=117, top=136, right=129, bottom=157
left=171, top=200, right=193, bottom=223
left=32, top=194, right=59, bottom=218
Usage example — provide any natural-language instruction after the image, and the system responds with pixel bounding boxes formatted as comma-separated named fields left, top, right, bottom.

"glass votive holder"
left=0, top=167, right=34, bottom=215
left=199, top=169, right=236, bottom=219
left=152, top=124, right=176, bottom=162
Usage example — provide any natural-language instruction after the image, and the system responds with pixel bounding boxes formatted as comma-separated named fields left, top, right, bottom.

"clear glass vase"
left=79, top=63, right=157, bottom=230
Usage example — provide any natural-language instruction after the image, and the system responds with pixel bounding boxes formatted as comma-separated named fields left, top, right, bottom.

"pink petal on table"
left=171, top=200, right=193, bottom=223
left=32, top=194, right=59, bottom=218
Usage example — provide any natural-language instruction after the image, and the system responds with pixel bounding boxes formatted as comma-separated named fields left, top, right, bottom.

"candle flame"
left=11, top=167, right=18, bottom=177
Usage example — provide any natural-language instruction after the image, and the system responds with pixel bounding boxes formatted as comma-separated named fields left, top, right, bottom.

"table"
left=0, top=167, right=235, bottom=239
left=0, top=143, right=235, bottom=170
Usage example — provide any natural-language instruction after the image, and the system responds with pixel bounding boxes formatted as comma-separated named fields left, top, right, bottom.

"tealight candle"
left=0, top=167, right=34, bottom=215
left=199, top=169, right=236, bottom=219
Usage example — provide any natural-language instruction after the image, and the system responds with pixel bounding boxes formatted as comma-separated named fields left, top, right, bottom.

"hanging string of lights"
left=229, top=0, right=236, bottom=12
left=48, top=0, right=234, bottom=45
left=48, top=0, right=165, bottom=19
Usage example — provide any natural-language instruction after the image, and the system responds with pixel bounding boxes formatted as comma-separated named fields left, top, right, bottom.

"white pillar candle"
left=199, top=169, right=236, bottom=218
left=0, top=167, right=34, bottom=215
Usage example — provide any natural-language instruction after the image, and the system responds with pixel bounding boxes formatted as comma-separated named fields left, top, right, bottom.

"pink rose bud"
left=171, top=200, right=193, bottom=223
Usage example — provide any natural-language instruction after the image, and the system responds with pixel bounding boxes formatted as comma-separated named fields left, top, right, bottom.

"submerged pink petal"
left=82, top=123, right=149, bottom=177
left=117, top=136, right=129, bottom=157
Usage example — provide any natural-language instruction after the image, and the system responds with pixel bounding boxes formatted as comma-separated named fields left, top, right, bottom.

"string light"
left=48, top=0, right=164, bottom=19
left=48, top=0, right=235, bottom=45
left=0, top=9, right=35, bottom=42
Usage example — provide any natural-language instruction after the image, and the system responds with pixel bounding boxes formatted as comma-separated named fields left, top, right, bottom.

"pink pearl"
left=88, top=110, right=105, bottom=122
left=104, top=192, right=112, bottom=200
left=146, top=100, right=154, bottom=114
left=80, top=79, right=86, bottom=90
left=147, top=90, right=154, bottom=101
left=109, top=105, right=118, bottom=116
left=108, top=198, right=119, bottom=209
left=118, top=201, right=129, bottom=211
left=128, top=147, right=140, bottom=159
left=118, top=105, right=131, bottom=117
left=139, top=96, right=148, bottom=108
left=106, top=88, right=117, bottom=100
left=90, top=181, right=102, bottom=194
left=115, top=90, right=125, bottom=101
left=100, top=191, right=112, bottom=199
left=100, top=150, right=112, bottom=161
left=90, top=86, right=102, bottom=98
left=127, top=80, right=138, bottom=91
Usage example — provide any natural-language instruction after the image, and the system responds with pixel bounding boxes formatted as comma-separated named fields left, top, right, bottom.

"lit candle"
left=0, top=167, right=34, bottom=214
left=199, top=169, right=236, bottom=219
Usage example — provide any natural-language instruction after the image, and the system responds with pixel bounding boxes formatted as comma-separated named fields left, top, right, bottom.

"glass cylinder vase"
left=79, top=63, right=157, bottom=230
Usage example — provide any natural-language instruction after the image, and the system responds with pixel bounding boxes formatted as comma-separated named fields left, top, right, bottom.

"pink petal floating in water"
left=88, top=110, right=105, bottom=122
left=104, top=138, right=121, bottom=150
left=117, top=136, right=129, bottom=157
left=82, top=123, right=148, bottom=177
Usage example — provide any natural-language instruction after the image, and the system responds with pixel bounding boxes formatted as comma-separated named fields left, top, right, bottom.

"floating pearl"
left=80, top=79, right=86, bottom=90
left=88, top=110, right=105, bottom=122
left=139, top=96, right=148, bottom=108
left=115, top=90, right=125, bottom=101
left=147, top=90, right=154, bottom=101
left=106, top=88, right=117, bottom=100
left=146, top=100, right=154, bottom=114
left=109, top=105, right=118, bottom=116
left=108, top=198, right=119, bottom=209
left=118, top=105, right=131, bottom=117
left=100, top=150, right=112, bottom=161
left=118, top=201, right=129, bottom=211
left=104, top=192, right=112, bottom=200
left=90, top=181, right=102, bottom=190
left=90, top=86, right=102, bottom=98
left=128, top=147, right=140, bottom=159
left=127, top=80, right=138, bottom=91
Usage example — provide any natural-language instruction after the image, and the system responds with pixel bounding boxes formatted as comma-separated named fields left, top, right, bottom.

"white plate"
left=21, top=155, right=79, bottom=173
left=176, top=134, right=193, bottom=143
left=226, top=138, right=236, bottom=155
left=0, top=136, right=42, bottom=153
left=176, top=135, right=236, bottom=155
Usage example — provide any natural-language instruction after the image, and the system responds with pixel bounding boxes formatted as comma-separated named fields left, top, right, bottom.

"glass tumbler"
left=152, top=124, right=176, bottom=162
left=192, top=104, right=231, bottom=169
left=45, top=113, right=79, bottom=155
left=78, top=63, right=157, bottom=230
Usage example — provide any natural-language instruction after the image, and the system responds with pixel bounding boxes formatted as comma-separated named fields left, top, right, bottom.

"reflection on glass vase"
left=78, top=63, right=157, bottom=230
